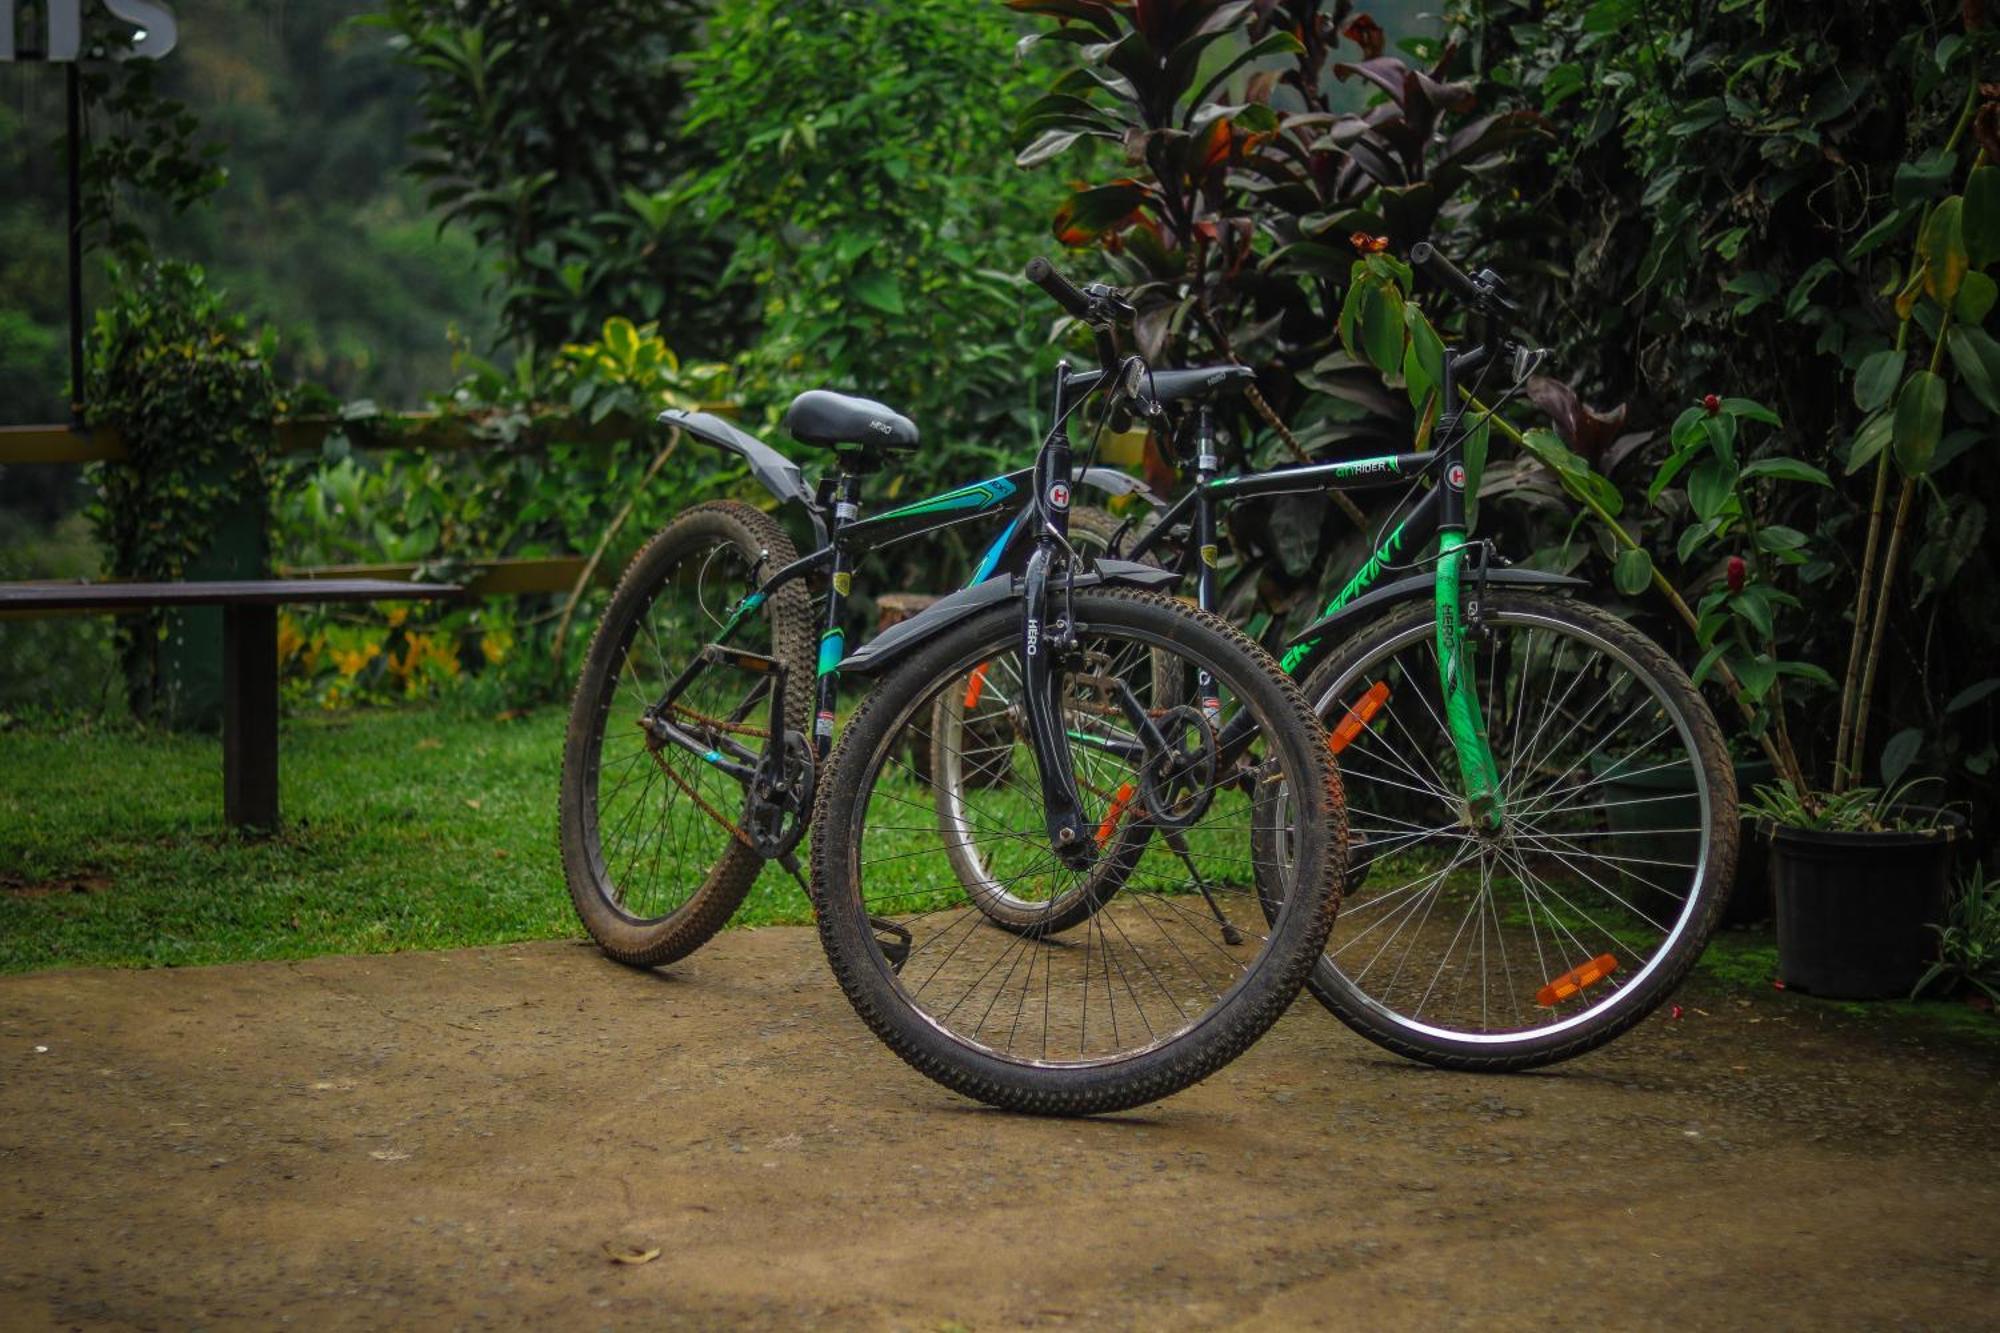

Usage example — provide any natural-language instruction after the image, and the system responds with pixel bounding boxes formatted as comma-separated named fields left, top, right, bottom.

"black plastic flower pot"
left=1590, top=756, right=1772, bottom=926
left=1768, top=815, right=1966, bottom=999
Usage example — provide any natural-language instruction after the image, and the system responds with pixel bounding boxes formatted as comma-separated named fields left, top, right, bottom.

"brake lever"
left=1083, top=282, right=1137, bottom=323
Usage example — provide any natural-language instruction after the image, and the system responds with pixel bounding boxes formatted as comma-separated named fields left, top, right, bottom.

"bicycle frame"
left=1115, top=342, right=1508, bottom=825
left=642, top=354, right=1131, bottom=864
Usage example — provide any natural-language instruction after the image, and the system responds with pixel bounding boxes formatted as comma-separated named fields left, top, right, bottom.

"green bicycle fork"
left=1435, top=532, right=1504, bottom=830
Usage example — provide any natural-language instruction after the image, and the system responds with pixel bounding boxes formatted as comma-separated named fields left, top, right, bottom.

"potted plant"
left=1753, top=782, right=1966, bottom=998
left=1641, top=120, right=1998, bottom=993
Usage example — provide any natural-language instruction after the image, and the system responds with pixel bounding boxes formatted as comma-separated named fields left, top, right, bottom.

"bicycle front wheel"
left=812, top=588, right=1345, bottom=1115
left=1293, top=592, right=1737, bottom=1070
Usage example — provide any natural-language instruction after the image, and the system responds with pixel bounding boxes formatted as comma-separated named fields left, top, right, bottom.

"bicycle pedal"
left=868, top=916, right=912, bottom=973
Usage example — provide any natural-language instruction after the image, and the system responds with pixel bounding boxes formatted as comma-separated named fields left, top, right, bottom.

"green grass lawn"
left=2, top=705, right=1993, bottom=1054
left=0, top=705, right=819, bottom=974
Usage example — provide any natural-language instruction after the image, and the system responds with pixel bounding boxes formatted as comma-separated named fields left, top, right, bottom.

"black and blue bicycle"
left=558, top=260, right=1345, bottom=1114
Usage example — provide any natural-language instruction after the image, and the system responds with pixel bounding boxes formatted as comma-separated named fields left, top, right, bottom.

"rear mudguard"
left=838, top=560, right=1177, bottom=678
left=1279, top=566, right=1587, bottom=677
left=660, top=409, right=827, bottom=546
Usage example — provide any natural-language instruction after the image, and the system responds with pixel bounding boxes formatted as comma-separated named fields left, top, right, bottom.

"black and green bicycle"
left=932, top=245, right=1740, bottom=1072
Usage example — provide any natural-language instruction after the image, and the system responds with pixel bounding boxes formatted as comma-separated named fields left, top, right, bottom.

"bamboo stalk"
left=1833, top=447, right=1892, bottom=791
left=1847, top=477, right=1916, bottom=787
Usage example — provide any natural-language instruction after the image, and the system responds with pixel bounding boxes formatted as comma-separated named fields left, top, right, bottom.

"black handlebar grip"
left=1409, top=241, right=1485, bottom=306
left=1025, top=256, right=1094, bottom=321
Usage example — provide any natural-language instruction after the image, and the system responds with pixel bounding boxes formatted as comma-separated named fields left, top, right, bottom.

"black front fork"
left=1190, top=406, right=1222, bottom=723
left=1023, top=362, right=1094, bottom=866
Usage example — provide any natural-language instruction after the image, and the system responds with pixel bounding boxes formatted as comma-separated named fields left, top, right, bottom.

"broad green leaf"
left=1853, top=347, right=1907, bottom=411
left=1917, top=196, right=1968, bottom=303
left=1965, top=164, right=2000, bottom=268
left=1670, top=405, right=1709, bottom=450
left=1724, top=270, right=1779, bottom=317
left=1946, top=325, right=2000, bottom=414
left=1648, top=445, right=1698, bottom=504
left=1187, top=30, right=1305, bottom=117
left=1687, top=460, right=1735, bottom=521
left=1613, top=547, right=1653, bottom=596
left=850, top=270, right=906, bottom=316
left=1891, top=369, right=1945, bottom=476
left=1678, top=517, right=1722, bottom=565
left=1731, top=585, right=1775, bottom=641
left=1519, top=427, right=1623, bottom=515
left=1892, top=148, right=1956, bottom=208
left=1785, top=258, right=1837, bottom=318
left=1879, top=727, right=1923, bottom=787
left=1016, top=128, right=1090, bottom=168
left=1754, top=524, right=1809, bottom=552
left=1948, top=678, right=2000, bottom=714
left=1740, top=457, right=1832, bottom=487
left=1722, top=397, right=1780, bottom=426
left=1776, top=661, right=1837, bottom=688
left=1403, top=303, right=1445, bottom=405
left=1956, top=270, right=1997, bottom=326
left=1701, top=411, right=1737, bottom=466
left=1845, top=411, right=1893, bottom=474
left=1358, top=280, right=1405, bottom=376
left=1734, top=653, right=1777, bottom=700
left=1848, top=204, right=1914, bottom=260
left=1337, top=276, right=1366, bottom=362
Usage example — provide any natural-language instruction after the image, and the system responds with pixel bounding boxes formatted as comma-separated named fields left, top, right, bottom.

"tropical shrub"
left=370, top=0, right=741, bottom=359
left=1011, top=0, right=1544, bottom=623
left=271, top=317, right=735, bottom=707
left=1453, top=0, right=2000, bottom=819
left=673, top=0, right=1065, bottom=494
left=85, top=262, right=277, bottom=721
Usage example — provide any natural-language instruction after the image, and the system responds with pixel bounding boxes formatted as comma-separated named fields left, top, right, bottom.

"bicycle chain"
left=646, top=740, right=757, bottom=851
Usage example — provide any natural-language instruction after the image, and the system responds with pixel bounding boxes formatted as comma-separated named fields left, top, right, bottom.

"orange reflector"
left=1536, top=953, right=1619, bottom=1007
left=1328, top=681, right=1391, bottom=755
left=963, top=662, right=991, bottom=709
left=1095, top=782, right=1138, bottom=848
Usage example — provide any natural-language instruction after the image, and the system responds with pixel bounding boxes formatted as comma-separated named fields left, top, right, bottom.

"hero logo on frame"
left=2, top=1, right=178, bottom=62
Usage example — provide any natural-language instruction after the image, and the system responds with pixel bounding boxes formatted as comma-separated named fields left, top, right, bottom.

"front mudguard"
left=837, top=560, right=1178, bottom=679
left=1076, top=466, right=1170, bottom=511
left=1277, top=566, right=1587, bottom=677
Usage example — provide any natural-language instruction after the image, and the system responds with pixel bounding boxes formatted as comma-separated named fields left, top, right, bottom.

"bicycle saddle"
left=782, top=389, right=919, bottom=453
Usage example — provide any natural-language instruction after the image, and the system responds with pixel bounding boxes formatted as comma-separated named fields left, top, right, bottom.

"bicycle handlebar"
left=1025, top=257, right=1095, bottom=322
left=1409, top=242, right=1487, bottom=308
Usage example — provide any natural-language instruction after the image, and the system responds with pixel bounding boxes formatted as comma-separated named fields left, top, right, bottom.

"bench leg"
left=223, top=604, right=279, bottom=832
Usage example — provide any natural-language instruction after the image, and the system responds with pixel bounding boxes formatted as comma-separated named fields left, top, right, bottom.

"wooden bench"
left=0, top=579, right=460, bottom=831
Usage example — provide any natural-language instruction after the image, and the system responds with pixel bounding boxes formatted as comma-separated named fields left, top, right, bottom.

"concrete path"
left=2, top=930, right=1995, bottom=1330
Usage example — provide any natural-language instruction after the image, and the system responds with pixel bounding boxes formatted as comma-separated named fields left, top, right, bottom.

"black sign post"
left=66, top=60, right=84, bottom=423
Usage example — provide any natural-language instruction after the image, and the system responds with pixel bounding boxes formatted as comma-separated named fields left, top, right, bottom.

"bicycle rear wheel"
left=559, top=501, right=813, bottom=966
left=812, top=588, right=1344, bottom=1115
left=1291, top=592, right=1736, bottom=1070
